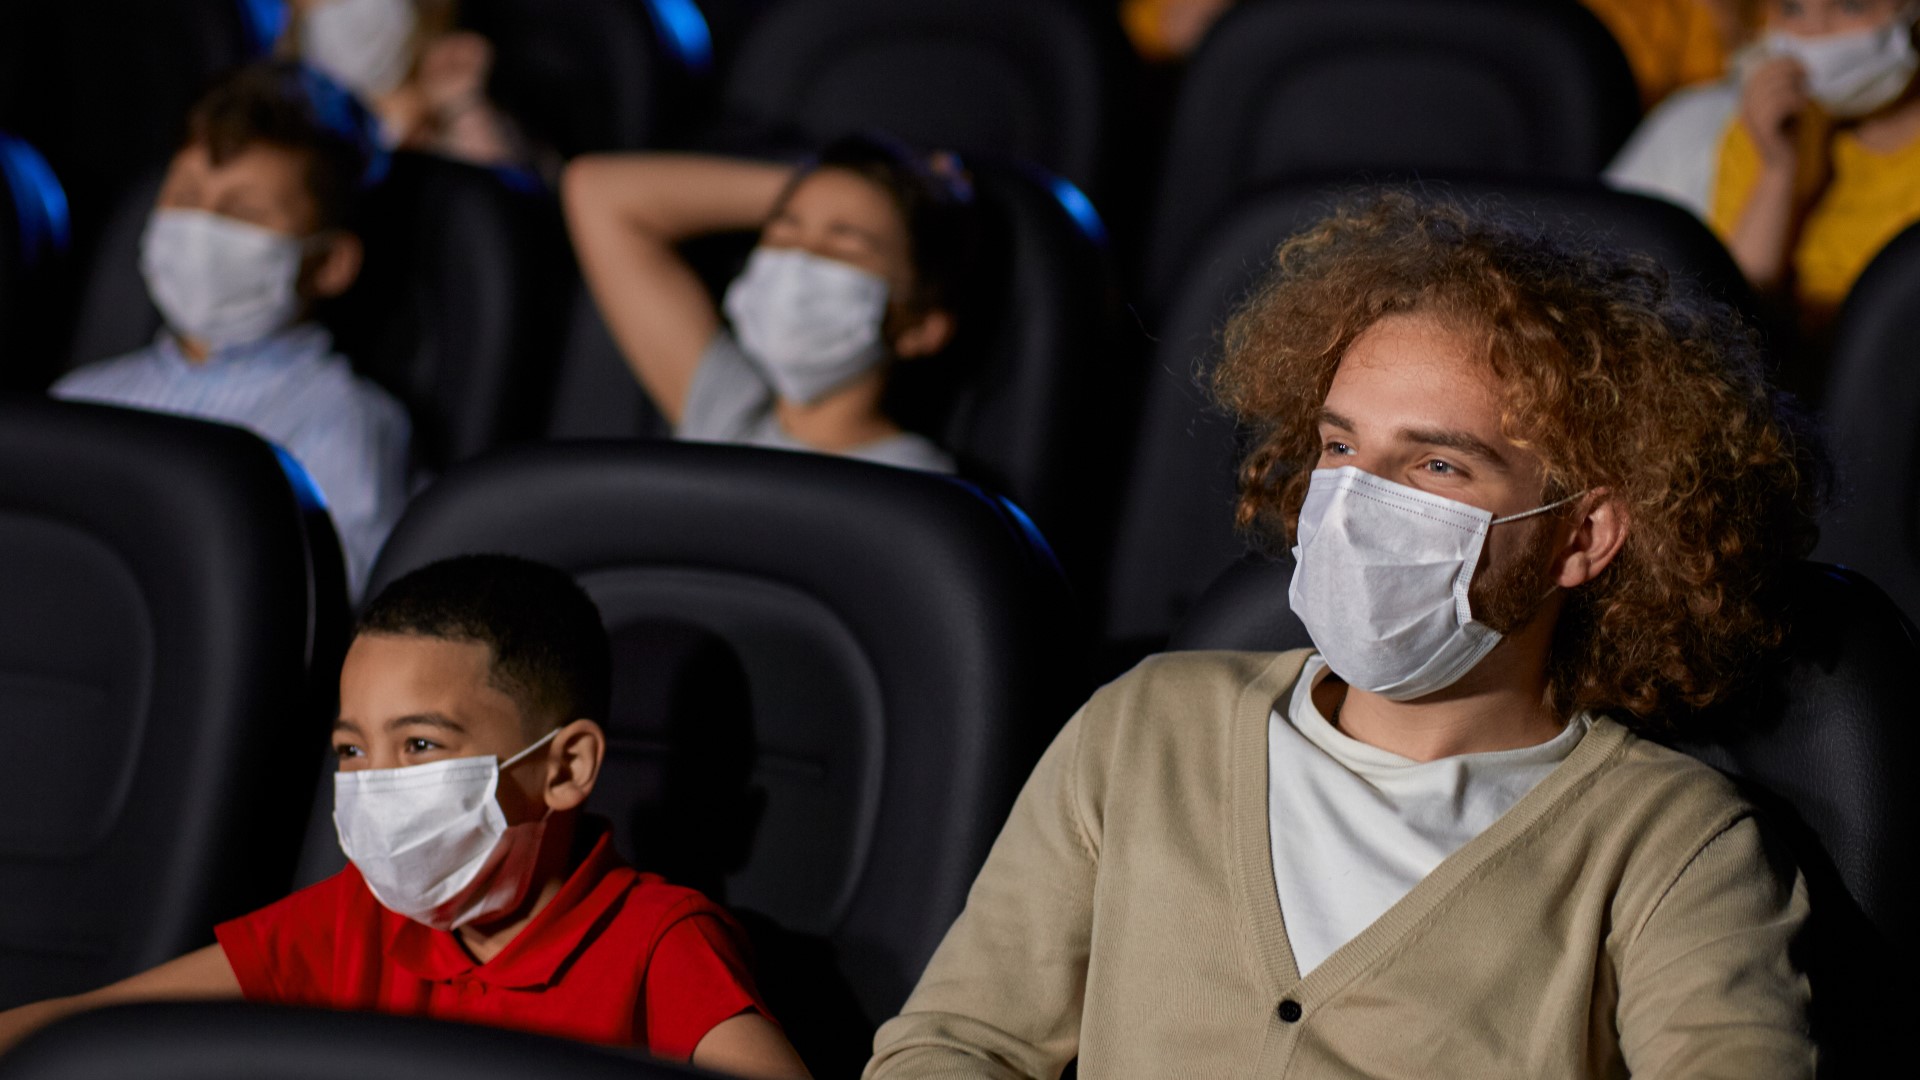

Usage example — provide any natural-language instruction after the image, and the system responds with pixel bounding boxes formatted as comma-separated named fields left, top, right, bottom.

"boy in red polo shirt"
left=0, top=555, right=810, bottom=1080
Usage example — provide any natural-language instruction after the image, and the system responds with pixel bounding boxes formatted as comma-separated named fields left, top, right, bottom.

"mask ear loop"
left=1491, top=489, right=1589, bottom=526
left=498, top=727, right=564, bottom=823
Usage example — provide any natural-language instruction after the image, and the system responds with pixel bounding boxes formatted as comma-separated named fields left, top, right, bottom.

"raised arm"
left=1726, top=58, right=1820, bottom=298
left=864, top=713, right=1099, bottom=1080
left=0, top=944, right=242, bottom=1056
left=561, top=154, right=794, bottom=424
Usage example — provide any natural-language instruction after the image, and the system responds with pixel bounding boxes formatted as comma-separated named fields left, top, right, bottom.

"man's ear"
left=541, top=718, right=606, bottom=812
left=1554, top=488, right=1629, bottom=589
left=302, top=232, right=364, bottom=300
left=890, top=304, right=955, bottom=359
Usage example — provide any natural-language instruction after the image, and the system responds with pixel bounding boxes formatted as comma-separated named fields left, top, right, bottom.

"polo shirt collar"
left=153, top=323, right=333, bottom=374
left=385, top=819, right=634, bottom=990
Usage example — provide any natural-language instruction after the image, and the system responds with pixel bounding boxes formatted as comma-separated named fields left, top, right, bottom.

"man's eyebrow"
left=381, top=713, right=466, bottom=734
left=1399, top=426, right=1512, bottom=470
left=1315, top=407, right=1357, bottom=430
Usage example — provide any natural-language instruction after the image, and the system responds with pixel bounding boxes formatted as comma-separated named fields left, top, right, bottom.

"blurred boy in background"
left=52, top=61, right=410, bottom=598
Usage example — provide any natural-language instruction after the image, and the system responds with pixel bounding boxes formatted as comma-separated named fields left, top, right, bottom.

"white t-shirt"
left=1604, top=77, right=1743, bottom=221
left=1268, top=654, right=1589, bottom=976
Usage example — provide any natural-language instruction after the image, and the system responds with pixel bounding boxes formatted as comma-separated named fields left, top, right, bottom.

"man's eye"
left=404, top=737, right=441, bottom=754
left=1423, top=459, right=1457, bottom=475
left=1323, top=441, right=1353, bottom=456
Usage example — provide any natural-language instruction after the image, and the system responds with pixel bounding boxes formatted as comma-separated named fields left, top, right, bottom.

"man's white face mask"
left=302, top=0, right=419, bottom=102
left=332, top=728, right=558, bottom=931
left=1755, top=7, right=1920, bottom=118
left=139, top=208, right=309, bottom=350
left=1288, top=466, right=1581, bottom=702
left=722, top=246, right=893, bottom=405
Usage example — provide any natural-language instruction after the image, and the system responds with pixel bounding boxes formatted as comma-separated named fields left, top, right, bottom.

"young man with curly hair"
left=865, top=195, right=1820, bottom=1079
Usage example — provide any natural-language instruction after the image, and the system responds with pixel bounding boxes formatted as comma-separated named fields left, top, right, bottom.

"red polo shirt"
left=215, top=823, right=767, bottom=1060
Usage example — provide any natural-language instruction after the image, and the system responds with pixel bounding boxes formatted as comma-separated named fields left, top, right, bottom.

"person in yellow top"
left=1612, top=0, right=1920, bottom=328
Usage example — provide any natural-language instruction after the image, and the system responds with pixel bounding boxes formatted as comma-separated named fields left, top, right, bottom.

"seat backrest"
left=1144, top=0, right=1638, bottom=304
left=460, top=0, right=710, bottom=157
left=1105, top=177, right=1760, bottom=657
left=324, top=152, right=570, bottom=469
left=0, top=134, right=71, bottom=390
left=0, top=398, right=342, bottom=1008
left=0, top=1, right=269, bottom=212
left=1815, top=221, right=1920, bottom=627
left=346, top=441, right=1085, bottom=1075
left=60, top=153, right=570, bottom=470
left=0, top=1002, right=703, bottom=1080
left=1170, top=556, right=1919, bottom=1070
left=713, top=0, right=1125, bottom=199
left=546, top=162, right=1124, bottom=586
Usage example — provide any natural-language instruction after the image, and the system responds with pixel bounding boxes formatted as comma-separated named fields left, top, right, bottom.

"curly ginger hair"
left=1213, top=193, right=1823, bottom=729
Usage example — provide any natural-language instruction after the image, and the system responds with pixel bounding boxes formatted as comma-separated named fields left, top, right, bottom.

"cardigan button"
left=1277, top=999, right=1303, bottom=1023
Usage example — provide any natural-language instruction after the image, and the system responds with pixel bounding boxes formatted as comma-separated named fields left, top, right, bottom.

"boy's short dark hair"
left=358, top=555, right=612, bottom=735
left=183, top=60, right=380, bottom=232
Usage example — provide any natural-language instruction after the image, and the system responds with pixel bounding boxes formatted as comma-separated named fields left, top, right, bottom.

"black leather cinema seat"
left=461, top=0, right=711, bottom=157
left=0, top=1, right=270, bottom=214
left=0, top=398, right=344, bottom=1009
left=1170, top=557, right=1919, bottom=1075
left=0, top=133, right=69, bottom=391
left=59, top=152, right=569, bottom=471
left=1816, top=222, right=1920, bottom=627
left=0, top=1002, right=706, bottom=1080
left=1106, top=178, right=1761, bottom=658
left=1144, top=0, right=1639, bottom=304
left=347, top=440, right=1084, bottom=1075
left=712, top=0, right=1126, bottom=198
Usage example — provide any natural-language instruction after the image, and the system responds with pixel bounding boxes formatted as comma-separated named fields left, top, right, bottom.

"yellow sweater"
left=868, top=650, right=1814, bottom=1079
left=1711, top=113, right=1920, bottom=321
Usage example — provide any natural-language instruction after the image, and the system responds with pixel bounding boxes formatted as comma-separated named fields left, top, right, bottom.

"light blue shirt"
left=52, top=324, right=411, bottom=599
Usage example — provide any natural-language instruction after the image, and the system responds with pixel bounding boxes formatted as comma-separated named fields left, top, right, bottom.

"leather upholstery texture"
left=0, top=1002, right=705, bottom=1080
left=1816, top=222, right=1920, bottom=630
left=0, top=398, right=343, bottom=1008
left=1144, top=0, right=1638, bottom=304
left=712, top=0, right=1126, bottom=199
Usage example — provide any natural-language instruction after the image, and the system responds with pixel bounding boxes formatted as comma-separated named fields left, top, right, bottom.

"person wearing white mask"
left=1609, top=0, right=1920, bottom=327
left=0, top=555, right=812, bottom=1079
left=866, top=195, right=1819, bottom=1079
left=284, top=0, right=541, bottom=175
left=52, top=62, right=410, bottom=599
left=563, top=135, right=974, bottom=473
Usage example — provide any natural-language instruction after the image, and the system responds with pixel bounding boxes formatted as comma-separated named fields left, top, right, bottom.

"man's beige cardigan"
left=867, top=650, right=1813, bottom=1079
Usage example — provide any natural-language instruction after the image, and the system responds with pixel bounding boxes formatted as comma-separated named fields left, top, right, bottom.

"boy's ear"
left=303, top=232, right=364, bottom=300
left=542, top=718, right=606, bottom=812
left=891, top=304, right=955, bottom=359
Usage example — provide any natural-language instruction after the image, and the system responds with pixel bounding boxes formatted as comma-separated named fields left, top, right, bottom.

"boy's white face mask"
left=1288, top=466, right=1580, bottom=702
left=333, top=728, right=558, bottom=931
left=140, top=209, right=308, bottom=350
left=1757, top=8, right=1920, bottom=118
left=723, top=246, right=892, bottom=405
left=302, top=0, right=419, bottom=101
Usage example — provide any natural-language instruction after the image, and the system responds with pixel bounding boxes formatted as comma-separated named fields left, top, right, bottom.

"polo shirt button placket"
left=1277, top=999, right=1303, bottom=1023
